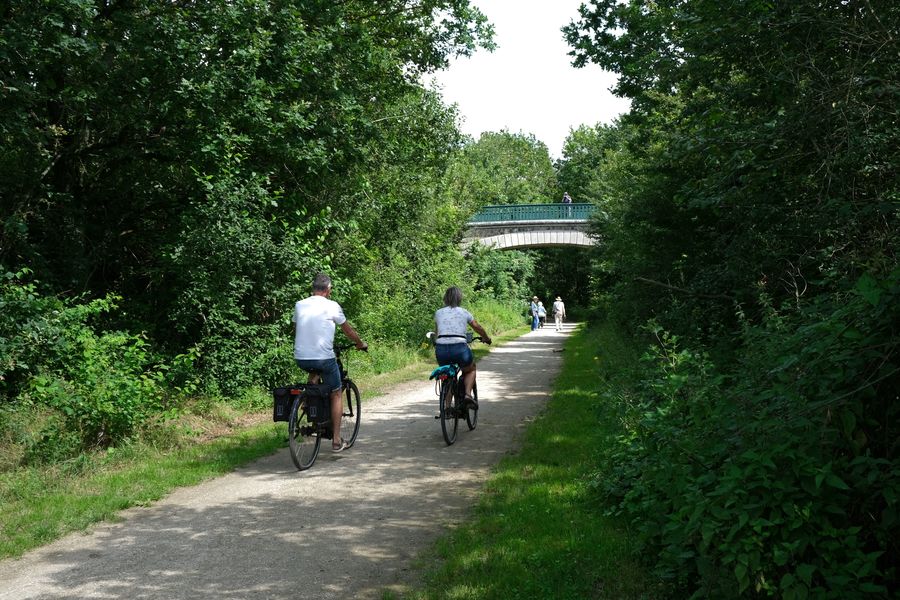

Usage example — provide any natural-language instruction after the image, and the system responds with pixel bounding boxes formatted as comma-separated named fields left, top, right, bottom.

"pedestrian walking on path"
left=553, top=296, right=566, bottom=331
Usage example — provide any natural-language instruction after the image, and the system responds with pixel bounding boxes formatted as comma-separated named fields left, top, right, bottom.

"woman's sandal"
left=332, top=438, right=349, bottom=453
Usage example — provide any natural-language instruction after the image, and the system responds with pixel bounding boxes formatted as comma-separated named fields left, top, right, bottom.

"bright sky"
left=430, top=0, right=630, bottom=159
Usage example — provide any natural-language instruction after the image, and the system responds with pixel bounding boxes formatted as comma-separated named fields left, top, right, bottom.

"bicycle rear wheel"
left=439, top=379, right=458, bottom=445
left=342, top=381, right=361, bottom=447
left=288, top=396, right=321, bottom=470
left=465, top=381, right=478, bottom=430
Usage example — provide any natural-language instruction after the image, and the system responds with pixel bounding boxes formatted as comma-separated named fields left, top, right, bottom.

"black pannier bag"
left=272, top=386, right=295, bottom=422
left=302, top=384, right=332, bottom=423
left=272, top=384, right=332, bottom=423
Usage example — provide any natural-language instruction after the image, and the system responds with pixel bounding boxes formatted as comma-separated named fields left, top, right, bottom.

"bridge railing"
left=469, top=203, right=594, bottom=223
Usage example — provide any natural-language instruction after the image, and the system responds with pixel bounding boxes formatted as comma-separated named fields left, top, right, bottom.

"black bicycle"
left=427, top=332, right=484, bottom=445
left=287, top=344, right=363, bottom=470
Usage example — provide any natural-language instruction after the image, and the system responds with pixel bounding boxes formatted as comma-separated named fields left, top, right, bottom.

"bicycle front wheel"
left=439, top=379, right=458, bottom=445
left=342, top=381, right=362, bottom=448
left=465, top=381, right=478, bottom=430
left=288, top=396, right=321, bottom=470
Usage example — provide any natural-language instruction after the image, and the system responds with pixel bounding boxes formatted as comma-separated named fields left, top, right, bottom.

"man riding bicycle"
left=433, top=286, right=492, bottom=405
left=292, top=273, right=367, bottom=452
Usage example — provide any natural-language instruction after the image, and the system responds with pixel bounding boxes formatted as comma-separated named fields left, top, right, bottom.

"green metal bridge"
left=464, top=203, right=596, bottom=249
left=469, top=203, right=595, bottom=223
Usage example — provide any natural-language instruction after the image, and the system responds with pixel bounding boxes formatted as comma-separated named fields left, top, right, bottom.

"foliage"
left=0, top=0, right=493, bottom=362
left=564, top=0, right=899, bottom=596
left=1, top=270, right=181, bottom=462
left=464, top=242, right=535, bottom=303
left=556, top=122, right=625, bottom=206
left=0, top=0, right=509, bottom=467
left=595, top=278, right=899, bottom=598
left=441, top=130, right=559, bottom=209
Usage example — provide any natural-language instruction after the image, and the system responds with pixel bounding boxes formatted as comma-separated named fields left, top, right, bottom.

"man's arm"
left=340, top=321, right=368, bottom=350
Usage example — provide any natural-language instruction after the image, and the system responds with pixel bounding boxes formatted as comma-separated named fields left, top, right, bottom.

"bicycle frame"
left=428, top=333, right=482, bottom=445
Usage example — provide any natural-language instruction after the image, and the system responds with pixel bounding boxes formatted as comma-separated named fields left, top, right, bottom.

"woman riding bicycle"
left=433, top=286, right=492, bottom=405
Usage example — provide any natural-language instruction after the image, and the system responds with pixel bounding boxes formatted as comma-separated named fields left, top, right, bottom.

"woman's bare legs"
left=461, top=364, right=477, bottom=399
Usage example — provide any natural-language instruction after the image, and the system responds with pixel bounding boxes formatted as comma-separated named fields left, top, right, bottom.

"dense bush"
left=1, top=270, right=181, bottom=463
left=596, top=273, right=898, bottom=597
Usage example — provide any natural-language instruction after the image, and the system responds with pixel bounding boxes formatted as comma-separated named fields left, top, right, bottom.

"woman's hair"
left=443, top=286, right=463, bottom=308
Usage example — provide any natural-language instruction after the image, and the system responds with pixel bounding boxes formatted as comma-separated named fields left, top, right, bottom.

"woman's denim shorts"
left=435, top=342, right=473, bottom=368
left=295, top=358, right=342, bottom=392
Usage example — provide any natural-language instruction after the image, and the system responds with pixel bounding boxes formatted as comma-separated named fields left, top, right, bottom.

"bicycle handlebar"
left=425, top=332, right=491, bottom=345
left=335, top=342, right=367, bottom=353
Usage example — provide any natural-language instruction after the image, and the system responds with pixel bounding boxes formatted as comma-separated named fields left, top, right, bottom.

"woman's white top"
left=434, top=306, right=473, bottom=345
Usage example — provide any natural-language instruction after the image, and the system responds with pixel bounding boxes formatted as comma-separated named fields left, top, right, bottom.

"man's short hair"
left=312, top=273, right=332, bottom=292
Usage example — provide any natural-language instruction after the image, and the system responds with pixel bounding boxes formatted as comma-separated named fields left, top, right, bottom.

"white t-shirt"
left=434, top=306, right=473, bottom=345
left=292, top=295, right=347, bottom=360
left=553, top=300, right=565, bottom=315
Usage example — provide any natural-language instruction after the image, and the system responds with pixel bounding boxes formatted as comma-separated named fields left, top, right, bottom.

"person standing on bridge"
left=293, top=273, right=368, bottom=453
left=561, top=191, right=573, bottom=217
left=434, top=286, right=492, bottom=406
left=553, top=296, right=566, bottom=331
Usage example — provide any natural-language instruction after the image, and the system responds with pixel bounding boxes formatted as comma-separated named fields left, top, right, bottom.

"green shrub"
left=1, top=270, right=187, bottom=463
left=593, top=271, right=899, bottom=598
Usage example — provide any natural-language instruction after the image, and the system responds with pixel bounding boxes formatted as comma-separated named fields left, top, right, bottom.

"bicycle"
left=427, top=332, right=484, bottom=446
left=285, top=343, right=363, bottom=470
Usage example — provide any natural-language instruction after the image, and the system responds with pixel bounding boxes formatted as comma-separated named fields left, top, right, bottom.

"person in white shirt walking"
left=552, top=296, right=566, bottom=331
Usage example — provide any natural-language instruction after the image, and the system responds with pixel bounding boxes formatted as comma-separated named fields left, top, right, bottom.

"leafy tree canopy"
left=442, top=130, right=558, bottom=210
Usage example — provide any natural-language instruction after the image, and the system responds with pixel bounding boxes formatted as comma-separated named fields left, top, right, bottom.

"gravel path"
left=0, top=325, right=572, bottom=599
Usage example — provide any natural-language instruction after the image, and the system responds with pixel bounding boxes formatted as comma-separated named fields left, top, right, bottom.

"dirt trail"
left=0, top=325, right=572, bottom=599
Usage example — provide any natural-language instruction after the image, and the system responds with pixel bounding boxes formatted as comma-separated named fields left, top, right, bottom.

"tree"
left=442, top=130, right=558, bottom=210
left=564, top=1, right=899, bottom=595
left=0, top=0, right=495, bottom=390
left=556, top=122, right=623, bottom=205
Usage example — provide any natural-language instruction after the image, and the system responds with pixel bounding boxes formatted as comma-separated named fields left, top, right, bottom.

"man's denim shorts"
left=296, top=358, right=342, bottom=392
left=435, top=343, right=473, bottom=368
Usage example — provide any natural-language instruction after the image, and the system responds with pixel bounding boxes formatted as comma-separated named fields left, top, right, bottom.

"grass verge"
left=0, top=420, right=285, bottom=559
left=397, top=322, right=660, bottom=599
left=0, top=324, right=529, bottom=560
